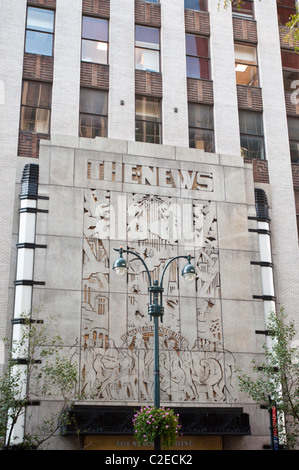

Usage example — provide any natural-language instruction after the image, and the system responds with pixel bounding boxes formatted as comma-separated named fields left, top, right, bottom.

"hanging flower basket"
left=132, top=406, right=181, bottom=449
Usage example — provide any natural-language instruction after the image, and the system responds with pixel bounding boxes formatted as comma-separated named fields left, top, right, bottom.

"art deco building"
left=0, top=0, right=298, bottom=450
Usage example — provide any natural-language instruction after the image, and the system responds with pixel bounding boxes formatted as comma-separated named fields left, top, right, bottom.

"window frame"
left=20, top=80, right=52, bottom=135
left=186, top=34, right=211, bottom=80
left=135, top=25, right=160, bottom=73
left=79, top=87, right=108, bottom=139
left=135, top=95, right=162, bottom=144
left=239, top=109, right=265, bottom=160
left=25, top=6, right=55, bottom=57
left=81, top=16, right=109, bottom=65
left=188, top=102, right=214, bottom=152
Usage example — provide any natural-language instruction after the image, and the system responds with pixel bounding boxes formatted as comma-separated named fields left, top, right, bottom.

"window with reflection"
left=20, top=81, right=51, bottom=134
left=235, top=44, right=259, bottom=87
left=232, top=0, right=253, bottom=18
left=188, top=103, right=214, bottom=152
left=281, top=50, right=299, bottom=97
left=239, top=110, right=265, bottom=159
left=186, top=34, right=210, bottom=79
left=135, top=96, right=161, bottom=144
left=135, top=26, right=160, bottom=73
left=288, top=116, right=299, bottom=163
left=277, top=0, right=297, bottom=25
left=184, top=0, right=208, bottom=11
left=25, top=7, right=55, bottom=56
left=80, top=88, right=108, bottom=138
left=82, top=16, right=108, bottom=64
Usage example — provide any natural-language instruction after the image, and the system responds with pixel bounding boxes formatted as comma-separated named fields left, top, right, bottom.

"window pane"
left=235, top=44, right=257, bottom=64
left=82, top=39, right=108, bottom=64
left=25, top=30, right=53, bottom=56
left=135, top=26, right=159, bottom=50
left=186, top=35, right=209, bottom=57
left=277, top=6, right=297, bottom=24
left=240, top=135, right=265, bottom=159
left=80, top=114, right=107, bottom=138
left=235, top=64, right=259, bottom=86
left=288, top=116, right=299, bottom=140
left=20, top=106, right=50, bottom=134
left=135, top=48, right=160, bottom=72
left=188, top=103, right=213, bottom=129
left=283, top=70, right=299, bottom=92
left=135, top=120, right=161, bottom=144
left=290, top=141, right=299, bottom=163
left=80, top=89, right=108, bottom=115
left=281, top=51, right=299, bottom=70
left=27, top=7, right=54, bottom=33
left=82, top=17, right=108, bottom=42
left=22, top=81, right=51, bottom=108
left=184, top=0, right=207, bottom=11
left=239, top=110, right=263, bottom=135
left=186, top=56, right=210, bottom=79
left=189, top=128, right=214, bottom=152
left=136, top=97, right=161, bottom=122
left=232, top=1, right=253, bottom=17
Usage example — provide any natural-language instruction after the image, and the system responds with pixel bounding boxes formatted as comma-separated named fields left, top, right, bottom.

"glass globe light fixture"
left=181, top=257, right=196, bottom=283
left=113, top=248, right=128, bottom=277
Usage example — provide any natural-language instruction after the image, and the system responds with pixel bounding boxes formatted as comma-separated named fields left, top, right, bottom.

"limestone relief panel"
left=81, top=189, right=236, bottom=403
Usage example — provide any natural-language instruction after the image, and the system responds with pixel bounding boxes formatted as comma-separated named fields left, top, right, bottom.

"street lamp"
left=113, top=246, right=196, bottom=450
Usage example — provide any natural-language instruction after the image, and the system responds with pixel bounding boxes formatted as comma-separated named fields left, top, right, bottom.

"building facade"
left=0, top=0, right=298, bottom=450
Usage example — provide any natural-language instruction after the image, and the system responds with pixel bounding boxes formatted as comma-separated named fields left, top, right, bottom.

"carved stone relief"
left=81, top=189, right=236, bottom=403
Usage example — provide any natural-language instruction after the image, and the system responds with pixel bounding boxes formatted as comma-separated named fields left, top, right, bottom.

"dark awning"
left=63, top=406, right=251, bottom=436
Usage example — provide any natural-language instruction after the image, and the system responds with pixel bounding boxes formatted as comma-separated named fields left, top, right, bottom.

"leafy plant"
left=236, top=308, right=299, bottom=449
left=132, top=406, right=181, bottom=449
left=0, top=307, right=81, bottom=449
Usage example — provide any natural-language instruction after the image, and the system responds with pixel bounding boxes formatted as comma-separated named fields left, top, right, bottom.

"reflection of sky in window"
left=25, top=31, right=53, bottom=56
left=82, top=17, right=108, bottom=42
left=27, top=7, right=54, bottom=33
left=135, top=26, right=159, bottom=49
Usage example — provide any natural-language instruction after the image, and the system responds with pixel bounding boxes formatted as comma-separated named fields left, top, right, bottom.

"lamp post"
left=113, top=246, right=196, bottom=450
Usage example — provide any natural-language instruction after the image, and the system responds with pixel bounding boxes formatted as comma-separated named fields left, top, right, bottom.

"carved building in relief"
left=81, top=188, right=234, bottom=403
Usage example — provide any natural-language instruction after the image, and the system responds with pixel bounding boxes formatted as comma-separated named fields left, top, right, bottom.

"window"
left=232, top=0, right=253, bottom=18
left=79, top=88, right=108, bottom=138
left=135, top=96, right=161, bottom=144
left=277, top=0, right=297, bottom=25
left=20, top=81, right=51, bottom=134
left=135, top=26, right=160, bottom=73
left=184, top=0, right=208, bottom=11
left=140, top=0, right=159, bottom=3
left=281, top=50, right=299, bottom=95
left=25, top=7, right=54, bottom=56
left=239, top=110, right=265, bottom=159
left=188, top=103, right=214, bottom=152
left=186, top=34, right=210, bottom=79
left=235, top=44, right=259, bottom=87
left=287, top=117, right=299, bottom=163
left=81, top=16, right=108, bottom=64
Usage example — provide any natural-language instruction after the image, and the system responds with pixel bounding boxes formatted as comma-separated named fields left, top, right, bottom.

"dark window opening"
left=79, top=88, right=108, bottom=138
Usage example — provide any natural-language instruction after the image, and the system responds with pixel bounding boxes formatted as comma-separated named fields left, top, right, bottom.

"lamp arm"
left=113, top=247, right=152, bottom=287
left=160, top=254, right=193, bottom=289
